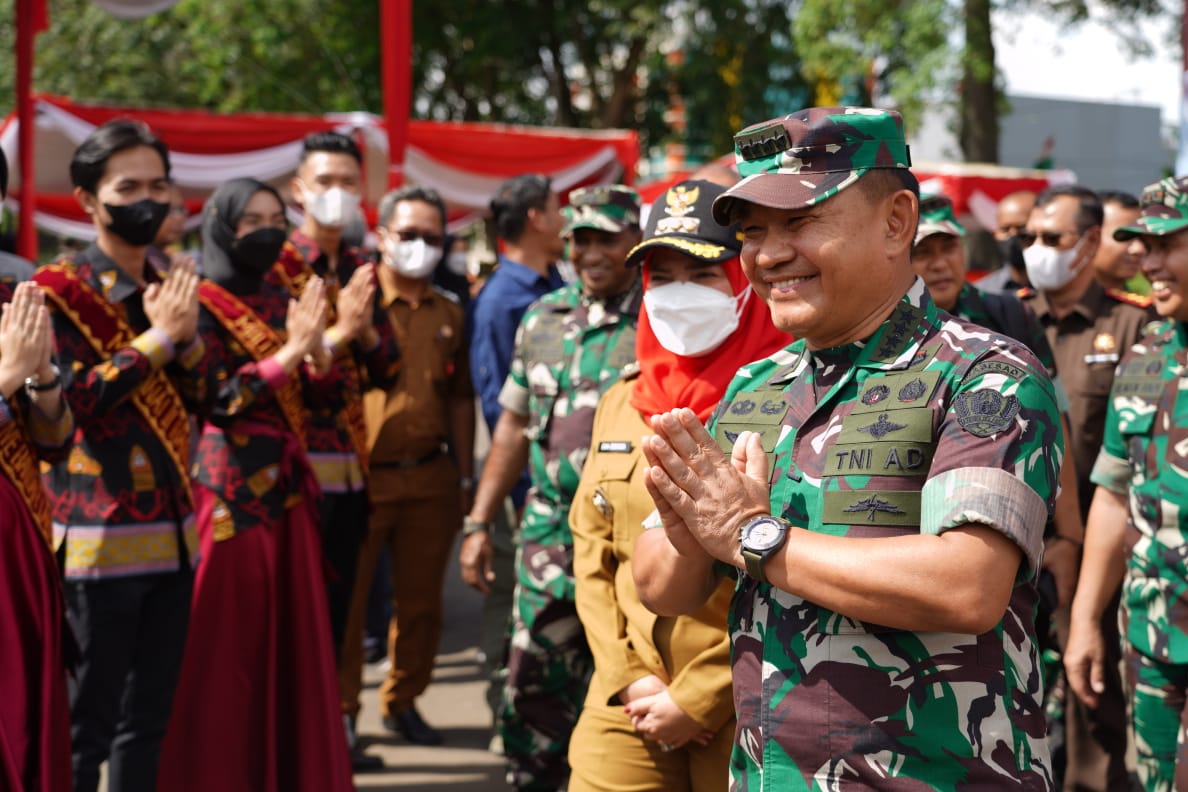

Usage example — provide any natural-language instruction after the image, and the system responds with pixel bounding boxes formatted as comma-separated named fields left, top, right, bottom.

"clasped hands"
left=618, top=674, right=712, bottom=751
left=334, top=263, right=378, bottom=347
left=641, top=408, right=772, bottom=567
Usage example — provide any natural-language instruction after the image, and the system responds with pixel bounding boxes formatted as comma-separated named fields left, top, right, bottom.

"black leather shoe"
left=382, top=707, right=443, bottom=746
left=351, top=747, right=385, bottom=772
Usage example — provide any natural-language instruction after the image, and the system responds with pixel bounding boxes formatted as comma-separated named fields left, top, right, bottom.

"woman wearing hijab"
left=0, top=279, right=73, bottom=792
left=567, top=180, right=789, bottom=791
left=158, top=178, right=353, bottom=792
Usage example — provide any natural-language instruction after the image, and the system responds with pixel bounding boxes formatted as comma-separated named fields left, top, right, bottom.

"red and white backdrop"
left=0, top=94, right=639, bottom=241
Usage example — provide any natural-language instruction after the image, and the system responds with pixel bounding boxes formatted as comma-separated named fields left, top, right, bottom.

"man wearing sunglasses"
left=1019, top=184, right=1155, bottom=791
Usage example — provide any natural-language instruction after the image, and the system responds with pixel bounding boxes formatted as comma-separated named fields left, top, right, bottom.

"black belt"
left=371, top=444, right=448, bottom=470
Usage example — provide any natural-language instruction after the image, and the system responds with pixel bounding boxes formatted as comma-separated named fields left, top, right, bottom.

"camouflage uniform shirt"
left=498, top=279, right=641, bottom=554
left=1090, top=319, right=1188, bottom=663
left=709, top=280, right=1059, bottom=790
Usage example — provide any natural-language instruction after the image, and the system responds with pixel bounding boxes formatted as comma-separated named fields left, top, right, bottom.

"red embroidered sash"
left=34, top=263, right=194, bottom=505
left=0, top=418, right=52, bottom=545
left=272, top=245, right=370, bottom=473
left=197, top=281, right=307, bottom=447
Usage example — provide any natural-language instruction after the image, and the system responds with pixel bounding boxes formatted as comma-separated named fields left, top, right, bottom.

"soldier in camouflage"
left=912, top=194, right=1083, bottom=753
left=633, top=107, right=1061, bottom=790
left=462, top=184, right=642, bottom=790
left=1066, top=175, right=1188, bottom=791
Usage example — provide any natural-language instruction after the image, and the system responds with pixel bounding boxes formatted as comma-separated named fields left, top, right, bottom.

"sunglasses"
left=391, top=229, right=444, bottom=247
left=1015, top=229, right=1080, bottom=248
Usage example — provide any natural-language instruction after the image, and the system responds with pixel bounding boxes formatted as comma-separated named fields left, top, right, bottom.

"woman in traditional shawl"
left=0, top=277, right=73, bottom=792
left=158, top=178, right=353, bottom=791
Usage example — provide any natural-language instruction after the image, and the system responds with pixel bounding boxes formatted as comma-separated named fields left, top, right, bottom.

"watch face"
left=744, top=518, right=785, bottom=552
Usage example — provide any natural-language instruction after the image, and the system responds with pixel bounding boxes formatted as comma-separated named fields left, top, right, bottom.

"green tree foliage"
left=3, top=0, right=812, bottom=162
left=13, top=0, right=382, bottom=115
left=793, top=0, right=1176, bottom=163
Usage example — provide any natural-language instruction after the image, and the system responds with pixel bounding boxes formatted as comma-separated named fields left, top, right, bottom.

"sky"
left=993, top=5, right=1182, bottom=127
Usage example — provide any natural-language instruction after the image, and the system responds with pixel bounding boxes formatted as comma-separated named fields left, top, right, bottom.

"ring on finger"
left=658, top=742, right=674, bottom=752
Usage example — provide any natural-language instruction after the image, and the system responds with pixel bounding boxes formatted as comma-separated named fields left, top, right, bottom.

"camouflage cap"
left=914, top=193, right=965, bottom=245
left=711, top=106, right=912, bottom=225
left=625, top=180, right=741, bottom=267
left=562, top=184, right=641, bottom=235
left=1114, top=176, right=1188, bottom=240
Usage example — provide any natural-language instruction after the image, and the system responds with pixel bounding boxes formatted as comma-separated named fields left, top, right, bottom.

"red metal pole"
left=381, top=0, right=412, bottom=190
left=15, top=0, right=39, bottom=260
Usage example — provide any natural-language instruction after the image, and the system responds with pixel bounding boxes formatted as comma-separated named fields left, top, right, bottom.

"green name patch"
left=822, top=441, right=934, bottom=477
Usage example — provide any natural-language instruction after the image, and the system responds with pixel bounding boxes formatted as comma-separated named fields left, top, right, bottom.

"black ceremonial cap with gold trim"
left=625, top=179, right=742, bottom=267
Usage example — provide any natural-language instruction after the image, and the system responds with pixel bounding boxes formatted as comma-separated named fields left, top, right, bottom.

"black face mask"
left=230, top=227, right=287, bottom=278
left=103, top=198, right=171, bottom=247
left=997, top=235, right=1026, bottom=272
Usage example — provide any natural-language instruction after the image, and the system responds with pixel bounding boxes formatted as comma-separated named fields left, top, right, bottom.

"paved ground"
left=352, top=535, right=507, bottom=790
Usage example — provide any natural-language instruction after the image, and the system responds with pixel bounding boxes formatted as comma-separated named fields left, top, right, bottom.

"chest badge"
left=861, top=385, right=890, bottom=405
left=898, top=378, right=927, bottom=403
left=845, top=495, right=906, bottom=522
left=857, top=413, right=908, bottom=439
left=1093, top=333, right=1117, bottom=354
left=730, top=399, right=757, bottom=416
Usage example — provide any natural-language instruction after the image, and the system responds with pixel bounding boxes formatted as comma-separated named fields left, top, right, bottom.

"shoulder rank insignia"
left=844, top=495, right=907, bottom=522
left=1104, top=287, right=1153, bottom=308
left=954, top=390, right=1020, bottom=437
left=857, top=413, right=908, bottom=439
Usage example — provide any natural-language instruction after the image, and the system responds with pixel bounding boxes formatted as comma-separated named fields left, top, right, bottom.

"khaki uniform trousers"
left=568, top=693, right=735, bottom=792
left=339, top=458, right=461, bottom=717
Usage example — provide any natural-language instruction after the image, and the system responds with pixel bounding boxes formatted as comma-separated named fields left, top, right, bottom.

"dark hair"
left=69, top=119, right=171, bottom=194
left=490, top=173, right=551, bottom=242
left=0, top=146, right=7, bottom=200
left=1097, top=189, right=1139, bottom=210
left=378, top=185, right=447, bottom=230
left=1035, top=184, right=1103, bottom=232
left=299, top=131, right=362, bottom=166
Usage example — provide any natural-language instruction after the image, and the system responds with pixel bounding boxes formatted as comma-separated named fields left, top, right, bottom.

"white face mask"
left=303, top=186, right=361, bottom=228
left=1024, top=235, right=1084, bottom=291
left=643, top=281, right=750, bottom=357
left=383, top=237, right=441, bottom=279
left=445, top=251, right=469, bottom=277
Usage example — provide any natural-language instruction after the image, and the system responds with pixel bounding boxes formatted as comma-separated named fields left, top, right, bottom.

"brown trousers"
left=339, top=459, right=462, bottom=717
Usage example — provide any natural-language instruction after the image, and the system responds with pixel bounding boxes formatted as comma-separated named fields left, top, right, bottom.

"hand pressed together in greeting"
left=641, top=408, right=772, bottom=567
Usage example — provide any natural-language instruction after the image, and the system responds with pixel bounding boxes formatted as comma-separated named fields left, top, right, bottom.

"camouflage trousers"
left=499, top=510, right=593, bottom=791
left=1125, top=648, right=1188, bottom=792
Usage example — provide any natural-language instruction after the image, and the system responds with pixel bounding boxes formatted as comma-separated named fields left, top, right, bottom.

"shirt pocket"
left=525, top=378, right=559, bottom=442
left=589, top=450, right=640, bottom=547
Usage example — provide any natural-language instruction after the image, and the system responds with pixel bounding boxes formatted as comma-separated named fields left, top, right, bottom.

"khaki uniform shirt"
left=1022, top=281, right=1155, bottom=516
left=570, top=375, right=735, bottom=732
left=363, top=275, right=472, bottom=498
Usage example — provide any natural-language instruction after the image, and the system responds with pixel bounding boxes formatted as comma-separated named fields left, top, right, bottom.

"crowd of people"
left=2, top=101, right=1188, bottom=792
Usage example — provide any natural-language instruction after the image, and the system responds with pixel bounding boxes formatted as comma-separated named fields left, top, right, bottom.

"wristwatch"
left=25, top=364, right=61, bottom=403
left=463, top=515, right=493, bottom=537
left=739, top=514, right=791, bottom=584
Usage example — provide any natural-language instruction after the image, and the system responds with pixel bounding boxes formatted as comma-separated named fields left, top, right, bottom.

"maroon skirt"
left=0, top=477, right=71, bottom=792
left=157, top=431, right=353, bottom=792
